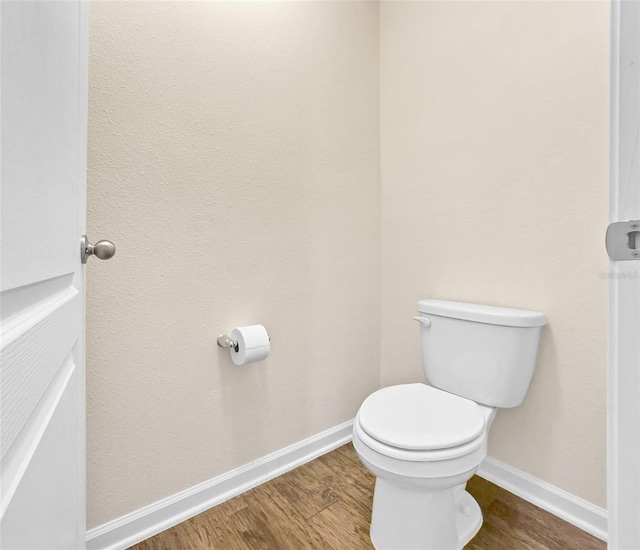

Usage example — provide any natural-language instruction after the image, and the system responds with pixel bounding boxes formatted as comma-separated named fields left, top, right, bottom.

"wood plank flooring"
left=131, top=444, right=605, bottom=550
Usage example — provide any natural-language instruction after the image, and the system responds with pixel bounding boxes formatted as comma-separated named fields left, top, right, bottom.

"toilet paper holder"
left=217, top=332, right=271, bottom=353
left=217, top=334, right=240, bottom=352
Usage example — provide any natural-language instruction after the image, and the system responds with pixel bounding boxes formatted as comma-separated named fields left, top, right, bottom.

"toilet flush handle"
left=413, top=316, right=431, bottom=327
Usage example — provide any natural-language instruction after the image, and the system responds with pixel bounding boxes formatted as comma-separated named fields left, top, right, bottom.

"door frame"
left=608, top=1, right=640, bottom=547
left=78, top=1, right=89, bottom=543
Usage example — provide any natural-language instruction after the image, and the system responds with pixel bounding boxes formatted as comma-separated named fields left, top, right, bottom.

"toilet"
left=353, top=299, right=547, bottom=550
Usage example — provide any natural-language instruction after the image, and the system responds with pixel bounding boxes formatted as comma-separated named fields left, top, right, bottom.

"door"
left=1, top=2, right=88, bottom=548
left=609, top=1, right=640, bottom=548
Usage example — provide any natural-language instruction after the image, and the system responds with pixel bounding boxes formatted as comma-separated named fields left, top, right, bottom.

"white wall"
left=380, top=1, right=609, bottom=508
left=87, top=0, right=610, bottom=530
left=86, top=0, right=380, bottom=528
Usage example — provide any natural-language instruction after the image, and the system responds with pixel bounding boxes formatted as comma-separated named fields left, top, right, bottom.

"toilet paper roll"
left=230, top=325, right=270, bottom=366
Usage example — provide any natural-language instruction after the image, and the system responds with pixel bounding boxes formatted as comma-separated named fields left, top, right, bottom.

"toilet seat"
left=353, top=417, right=487, bottom=483
left=354, top=416, right=486, bottom=463
left=358, top=383, right=486, bottom=452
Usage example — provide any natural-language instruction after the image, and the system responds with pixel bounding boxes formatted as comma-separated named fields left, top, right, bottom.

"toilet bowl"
left=353, top=383, right=495, bottom=550
left=353, top=300, right=546, bottom=550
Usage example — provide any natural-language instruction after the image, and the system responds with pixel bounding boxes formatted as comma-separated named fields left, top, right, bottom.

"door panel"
left=0, top=1, right=87, bottom=548
left=1, top=286, right=80, bottom=459
left=1, top=1, right=82, bottom=291
left=1, top=359, right=81, bottom=550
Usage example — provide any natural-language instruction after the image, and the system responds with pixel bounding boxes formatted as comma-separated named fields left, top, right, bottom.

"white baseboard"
left=86, top=421, right=607, bottom=549
left=478, top=455, right=608, bottom=542
left=86, top=419, right=354, bottom=550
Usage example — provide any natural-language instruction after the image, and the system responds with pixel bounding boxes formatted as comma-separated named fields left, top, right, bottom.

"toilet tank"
left=417, top=300, right=547, bottom=408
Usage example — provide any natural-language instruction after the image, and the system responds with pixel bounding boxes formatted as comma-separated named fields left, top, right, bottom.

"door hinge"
left=606, top=220, right=640, bottom=261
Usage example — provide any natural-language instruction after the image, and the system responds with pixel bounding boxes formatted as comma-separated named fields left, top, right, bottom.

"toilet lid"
left=358, top=383, right=486, bottom=451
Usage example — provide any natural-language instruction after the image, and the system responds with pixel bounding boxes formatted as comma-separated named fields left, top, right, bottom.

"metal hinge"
left=606, top=220, right=640, bottom=260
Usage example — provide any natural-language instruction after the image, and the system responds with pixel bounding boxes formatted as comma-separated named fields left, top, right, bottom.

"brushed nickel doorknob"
left=81, top=235, right=116, bottom=263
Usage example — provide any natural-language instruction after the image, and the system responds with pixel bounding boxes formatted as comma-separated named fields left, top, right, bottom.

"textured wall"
left=380, top=1, right=609, bottom=507
left=86, top=1, right=380, bottom=528
left=88, top=0, right=610, bottom=530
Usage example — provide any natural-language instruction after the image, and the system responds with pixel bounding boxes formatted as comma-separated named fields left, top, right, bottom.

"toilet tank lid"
left=417, top=300, right=547, bottom=328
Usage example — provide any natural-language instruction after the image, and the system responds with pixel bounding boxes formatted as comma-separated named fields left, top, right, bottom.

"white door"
left=609, top=1, right=640, bottom=548
left=1, top=2, right=88, bottom=549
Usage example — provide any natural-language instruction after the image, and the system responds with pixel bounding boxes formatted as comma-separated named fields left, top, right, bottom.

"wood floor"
left=131, top=444, right=605, bottom=550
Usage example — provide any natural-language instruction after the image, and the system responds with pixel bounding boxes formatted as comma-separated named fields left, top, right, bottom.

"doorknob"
left=81, top=235, right=116, bottom=264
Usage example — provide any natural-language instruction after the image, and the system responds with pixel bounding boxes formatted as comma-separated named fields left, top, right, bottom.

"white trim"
left=86, top=420, right=354, bottom=550
left=86, top=421, right=609, bottom=550
left=478, top=456, right=607, bottom=542
left=608, top=2, right=621, bottom=545
left=609, top=1, right=640, bottom=548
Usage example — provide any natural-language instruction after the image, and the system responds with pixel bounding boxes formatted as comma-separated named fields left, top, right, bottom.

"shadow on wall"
left=488, top=324, right=561, bottom=473
left=213, top=318, right=317, bottom=465
left=216, top=353, right=270, bottom=463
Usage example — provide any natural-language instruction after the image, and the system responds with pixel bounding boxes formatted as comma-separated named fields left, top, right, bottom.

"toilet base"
left=455, top=491, right=483, bottom=547
left=369, top=479, right=482, bottom=550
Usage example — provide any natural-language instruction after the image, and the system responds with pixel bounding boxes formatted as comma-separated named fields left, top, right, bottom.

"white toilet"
left=353, top=299, right=547, bottom=550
